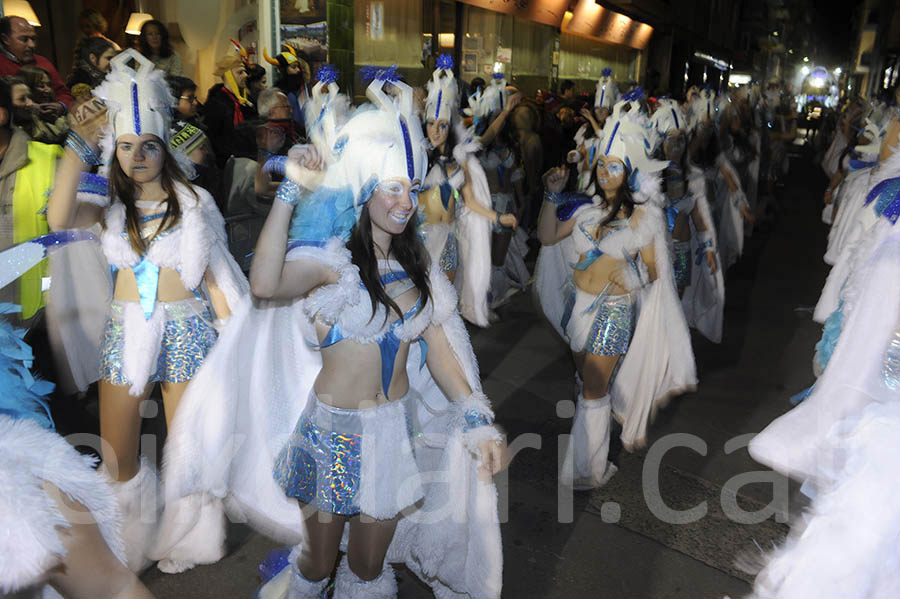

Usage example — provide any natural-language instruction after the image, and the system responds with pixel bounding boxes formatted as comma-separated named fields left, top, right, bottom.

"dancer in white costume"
left=687, top=89, right=754, bottom=271
left=535, top=89, right=696, bottom=489
left=744, top=185, right=900, bottom=598
left=162, top=69, right=507, bottom=599
left=46, top=50, right=249, bottom=574
left=568, top=68, right=619, bottom=194
left=0, top=246, right=153, bottom=598
left=419, top=55, right=516, bottom=327
left=650, top=98, right=725, bottom=342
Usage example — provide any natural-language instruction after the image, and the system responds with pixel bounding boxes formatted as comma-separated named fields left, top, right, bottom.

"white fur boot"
left=561, top=393, right=618, bottom=490
left=104, top=455, right=161, bottom=572
left=152, top=492, right=227, bottom=573
left=255, top=545, right=328, bottom=599
left=333, top=555, right=397, bottom=599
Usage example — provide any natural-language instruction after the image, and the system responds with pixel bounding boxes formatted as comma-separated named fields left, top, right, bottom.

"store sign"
left=457, top=0, right=569, bottom=28
left=562, top=0, right=653, bottom=50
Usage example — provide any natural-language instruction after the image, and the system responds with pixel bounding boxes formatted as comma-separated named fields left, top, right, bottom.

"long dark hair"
left=426, top=118, right=458, bottom=165
left=589, top=163, right=636, bottom=229
left=138, top=20, right=173, bottom=59
left=346, top=204, right=431, bottom=323
left=108, top=145, right=195, bottom=254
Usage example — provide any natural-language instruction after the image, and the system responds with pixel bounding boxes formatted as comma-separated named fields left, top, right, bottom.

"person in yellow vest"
left=0, top=77, right=64, bottom=324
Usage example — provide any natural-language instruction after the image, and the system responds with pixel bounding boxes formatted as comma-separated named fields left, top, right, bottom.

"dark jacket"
left=202, top=83, right=257, bottom=168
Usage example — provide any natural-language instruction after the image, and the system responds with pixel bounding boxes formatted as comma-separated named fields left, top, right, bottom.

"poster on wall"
left=497, top=47, right=512, bottom=63
left=463, top=53, right=477, bottom=74
left=278, top=0, right=328, bottom=75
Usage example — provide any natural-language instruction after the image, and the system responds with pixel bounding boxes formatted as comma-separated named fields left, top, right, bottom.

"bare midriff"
left=420, top=186, right=454, bottom=225
left=113, top=267, right=196, bottom=302
left=573, top=254, right=629, bottom=296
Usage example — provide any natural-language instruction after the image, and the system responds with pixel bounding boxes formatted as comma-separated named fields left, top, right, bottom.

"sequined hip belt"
left=565, top=288, right=636, bottom=356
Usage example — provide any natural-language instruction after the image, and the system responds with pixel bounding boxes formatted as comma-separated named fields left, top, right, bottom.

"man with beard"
left=203, top=43, right=257, bottom=168
left=262, top=44, right=309, bottom=129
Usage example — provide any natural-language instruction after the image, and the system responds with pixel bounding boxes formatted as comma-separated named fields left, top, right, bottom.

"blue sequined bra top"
left=312, top=264, right=427, bottom=396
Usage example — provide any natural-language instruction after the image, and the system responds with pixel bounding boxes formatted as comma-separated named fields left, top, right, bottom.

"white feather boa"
left=0, top=417, right=125, bottom=593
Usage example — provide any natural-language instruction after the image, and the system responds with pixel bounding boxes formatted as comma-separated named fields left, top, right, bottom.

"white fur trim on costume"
left=150, top=492, right=226, bottom=572
left=104, top=455, right=160, bottom=572
left=122, top=301, right=165, bottom=396
left=334, top=555, right=397, bottom=599
left=358, top=401, right=425, bottom=520
left=561, top=394, right=617, bottom=489
left=0, top=417, right=125, bottom=593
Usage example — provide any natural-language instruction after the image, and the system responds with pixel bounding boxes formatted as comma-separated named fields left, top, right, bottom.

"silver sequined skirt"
left=672, top=240, right=692, bottom=289
left=273, top=391, right=423, bottom=517
left=566, top=287, right=636, bottom=356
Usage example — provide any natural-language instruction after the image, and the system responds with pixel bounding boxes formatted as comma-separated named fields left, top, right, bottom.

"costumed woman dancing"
left=536, top=90, right=696, bottom=489
left=46, top=49, right=249, bottom=574
left=161, top=69, right=507, bottom=599
left=650, top=98, right=724, bottom=342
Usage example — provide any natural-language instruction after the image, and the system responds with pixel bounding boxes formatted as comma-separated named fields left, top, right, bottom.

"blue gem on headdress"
left=361, top=64, right=401, bottom=83
left=492, top=72, right=505, bottom=80
left=131, top=81, right=141, bottom=135
left=436, top=53, right=454, bottom=71
left=602, top=67, right=612, bottom=77
left=622, top=87, right=644, bottom=102
left=316, top=64, right=339, bottom=84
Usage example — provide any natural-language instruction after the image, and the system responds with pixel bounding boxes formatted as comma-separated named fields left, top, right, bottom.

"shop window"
left=354, top=0, right=423, bottom=67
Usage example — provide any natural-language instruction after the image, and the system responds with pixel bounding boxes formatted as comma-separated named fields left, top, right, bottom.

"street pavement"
left=53, top=142, right=829, bottom=598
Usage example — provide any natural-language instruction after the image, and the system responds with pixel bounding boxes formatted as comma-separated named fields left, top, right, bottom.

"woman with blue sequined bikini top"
left=46, top=50, right=249, bottom=575
left=191, top=70, right=508, bottom=599
left=536, top=90, right=696, bottom=491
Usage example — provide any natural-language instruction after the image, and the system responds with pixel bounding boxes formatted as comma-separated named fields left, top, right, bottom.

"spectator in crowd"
left=246, top=63, right=267, bottom=105
left=67, top=36, right=116, bottom=90
left=0, top=16, right=73, bottom=112
left=204, top=46, right=256, bottom=167
left=137, top=19, right=182, bottom=76
left=17, top=68, right=68, bottom=144
left=0, top=78, right=64, bottom=323
left=254, top=87, right=299, bottom=197
left=167, top=75, right=204, bottom=128
left=263, top=44, right=309, bottom=126
left=76, top=8, right=119, bottom=49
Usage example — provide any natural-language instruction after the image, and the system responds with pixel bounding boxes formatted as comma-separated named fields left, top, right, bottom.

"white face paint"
left=368, top=178, right=420, bottom=236
left=116, top=133, right=166, bottom=184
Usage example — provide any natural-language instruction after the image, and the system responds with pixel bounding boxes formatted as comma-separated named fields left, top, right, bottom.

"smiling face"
left=368, top=177, right=420, bottom=237
left=116, top=134, right=166, bottom=184
left=425, top=118, right=450, bottom=149
left=32, top=72, right=52, bottom=102
left=595, top=155, right=626, bottom=195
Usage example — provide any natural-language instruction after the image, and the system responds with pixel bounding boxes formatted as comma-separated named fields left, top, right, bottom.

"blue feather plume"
left=622, top=87, right=644, bottom=102
left=601, top=67, right=612, bottom=77
left=361, top=64, right=401, bottom=83
left=0, top=303, right=54, bottom=429
left=492, top=72, right=505, bottom=80
left=436, top=53, right=454, bottom=71
left=316, top=64, right=339, bottom=85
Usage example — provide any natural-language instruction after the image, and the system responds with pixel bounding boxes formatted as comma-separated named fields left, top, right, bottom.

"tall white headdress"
left=93, top=49, right=173, bottom=145
left=302, top=64, right=349, bottom=163
left=649, top=98, right=688, bottom=153
left=687, top=88, right=717, bottom=133
left=598, top=88, right=668, bottom=188
left=595, top=67, right=620, bottom=111
left=425, top=54, right=458, bottom=124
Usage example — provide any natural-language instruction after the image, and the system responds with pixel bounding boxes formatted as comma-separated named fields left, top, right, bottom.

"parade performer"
left=161, top=67, right=507, bottom=598
left=46, top=49, right=249, bottom=573
left=535, top=90, right=696, bottom=489
left=568, top=68, right=619, bottom=194
left=745, top=176, right=900, bottom=598
left=0, top=243, right=153, bottom=597
left=687, top=88, right=753, bottom=271
left=650, top=98, right=724, bottom=342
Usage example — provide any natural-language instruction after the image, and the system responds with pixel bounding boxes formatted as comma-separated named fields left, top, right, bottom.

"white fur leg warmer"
left=122, top=302, right=165, bottom=396
left=334, top=555, right=397, bottom=599
left=561, top=394, right=617, bottom=490
left=151, top=492, right=226, bottom=573
left=105, top=456, right=160, bottom=572
left=254, top=545, right=328, bottom=599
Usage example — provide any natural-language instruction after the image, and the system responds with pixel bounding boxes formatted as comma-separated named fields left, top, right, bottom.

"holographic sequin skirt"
left=440, top=230, right=458, bottom=272
left=273, top=392, right=420, bottom=516
left=100, top=299, right=217, bottom=386
left=566, top=288, right=636, bottom=356
left=672, top=240, right=692, bottom=289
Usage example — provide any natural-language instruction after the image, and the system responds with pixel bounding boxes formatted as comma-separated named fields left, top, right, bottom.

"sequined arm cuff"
left=695, top=229, right=715, bottom=247
left=454, top=392, right=503, bottom=453
left=543, top=190, right=564, bottom=206
left=275, top=179, right=304, bottom=207
left=65, top=130, right=102, bottom=166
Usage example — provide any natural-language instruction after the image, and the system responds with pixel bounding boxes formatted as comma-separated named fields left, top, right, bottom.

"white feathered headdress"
left=649, top=98, right=688, bottom=153
left=598, top=88, right=668, bottom=188
left=595, top=67, right=619, bottom=111
left=302, top=64, right=349, bottom=165
left=687, top=88, right=717, bottom=133
left=425, top=54, right=458, bottom=124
